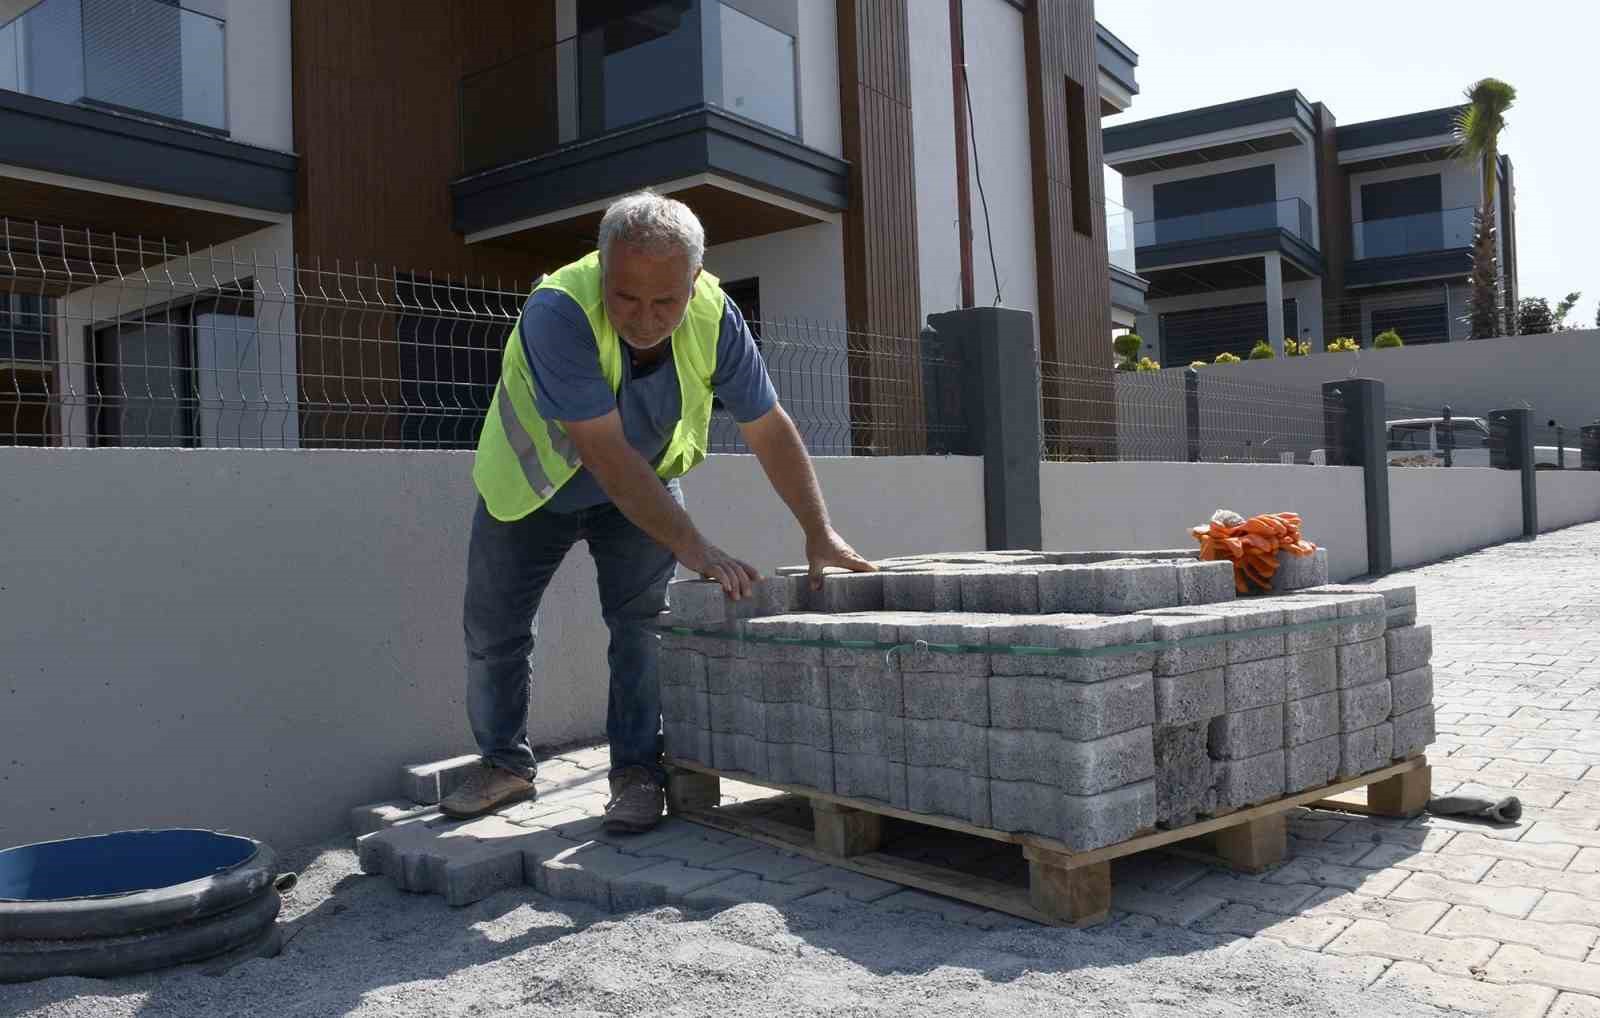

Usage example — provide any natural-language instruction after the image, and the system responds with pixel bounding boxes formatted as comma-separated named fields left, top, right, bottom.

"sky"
left=1097, top=0, right=1599, bottom=329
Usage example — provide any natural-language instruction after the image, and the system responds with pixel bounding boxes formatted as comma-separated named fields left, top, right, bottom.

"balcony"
left=451, top=0, right=847, bottom=252
left=1, top=0, right=226, bottom=132
left=1348, top=206, right=1475, bottom=287
left=1135, top=198, right=1313, bottom=249
left=1105, top=198, right=1136, bottom=273
left=1129, top=197, right=1322, bottom=289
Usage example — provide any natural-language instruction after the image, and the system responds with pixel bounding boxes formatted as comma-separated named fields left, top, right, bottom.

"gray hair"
left=597, top=190, right=706, bottom=279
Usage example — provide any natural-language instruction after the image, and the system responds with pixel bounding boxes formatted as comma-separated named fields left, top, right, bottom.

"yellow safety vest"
left=473, top=251, right=724, bottom=521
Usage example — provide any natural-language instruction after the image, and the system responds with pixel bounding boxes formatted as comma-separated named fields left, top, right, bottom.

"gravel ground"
left=0, top=838, right=1459, bottom=1018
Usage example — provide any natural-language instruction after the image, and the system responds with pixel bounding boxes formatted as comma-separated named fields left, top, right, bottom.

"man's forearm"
left=586, top=449, right=701, bottom=557
left=744, top=406, right=830, bottom=537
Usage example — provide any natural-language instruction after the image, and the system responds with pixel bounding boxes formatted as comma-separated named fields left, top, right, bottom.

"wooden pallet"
left=664, top=755, right=1431, bottom=927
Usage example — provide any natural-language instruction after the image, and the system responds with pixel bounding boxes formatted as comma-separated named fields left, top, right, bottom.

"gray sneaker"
left=604, top=766, right=665, bottom=833
left=439, top=760, right=536, bottom=819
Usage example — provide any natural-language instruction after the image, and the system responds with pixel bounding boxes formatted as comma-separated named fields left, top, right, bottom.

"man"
left=441, top=190, right=874, bottom=832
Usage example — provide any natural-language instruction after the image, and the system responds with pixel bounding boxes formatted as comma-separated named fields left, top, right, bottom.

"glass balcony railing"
left=1134, top=197, right=1314, bottom=249
left=1105, top=198, right=1136, bottom=273
left=1353, top=206, right=1475, bottom=260
left=0, top=0, right=226, bottom=132
left=460, top=1, right=798, bottom=176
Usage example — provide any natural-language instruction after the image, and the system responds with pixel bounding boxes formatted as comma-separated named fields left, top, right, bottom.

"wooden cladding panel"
left=838, top=0, right=924, bottom=453
left=1025, top=0, right=1114, bottom=459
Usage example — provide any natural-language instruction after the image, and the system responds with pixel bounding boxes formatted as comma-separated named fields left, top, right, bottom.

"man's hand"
left=805, top=526, right=875, bottom=591
left=679, top=538, right=762, bottom=600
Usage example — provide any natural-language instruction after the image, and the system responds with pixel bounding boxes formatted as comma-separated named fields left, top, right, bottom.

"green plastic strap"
left=655, top=605, right=1398, bottom=660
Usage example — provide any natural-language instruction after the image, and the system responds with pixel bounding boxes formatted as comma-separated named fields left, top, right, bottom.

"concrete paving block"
left=706, top=691, right=740, bottom=734
left=1140, top=612, right=1227, bottom=677
left=1215, top=748, right=1286, bottom=809
left=991, top=671, right=1155, bottom=739
left=903, top=670, right=990, bottom=722
left=1302, top=581, right=1416, bottom=609
left=659, top=648, right=709, bottom=691
left=402, top=754, right=482, bottom=806
left=830, top=752, right=908, bottom=807
left=1273, top=547, right=1328, bottom=591
left=679, top=872, right=825, bottom=911
left=903, top=717, right=990, bottom=775
left=1058, top=781, right=1158, bottom=851
left=665, top=579, right=729, bottom=627
left=1097, top=562, right=1181, bottom=613
left=815, top=615, right=901, bottom=669
left=711, top=731, right=766, bottom=776
left=906, top=764, right=992, bottom=826
left=830, top=708, right=906, bottom=760
left=1285, top=647, right=1338, bottom=701
left=1209, top=704, right=1285, bottom=760
left=1338, top=722, right=1395, bottom=779
left=1392, top=705, right=1436, bottom=761
left=705, top=656, right=741, bottom=695
left=987, top=726, right=1155, bottom=795
left=1150, top=602, right=1284, bottom=663
left=1339, top=679, right=1393, bottom=732
left=1340, top=615, right=1387, bottom=645
left=959, top=568, right=1041, bottom=614
left=659, top=682, right=708, bottom=727
left=1224, top=656, right=1287, bottom=711
left=662, top=721, right=714, bottom=767
left=806, top=866, right=902, bottom=902
left=763, top=701, right=831, bottom=748
left=757, top=662, right=829, bottom=706
left=1285, top=692, right=1340, bottom=746
left=1272, top=595, right=1341, bottom=653
left=987, top=613, right=1156, bottom=682
left=882, top=570, right=966, bottom=612
left=350, top=799, right=433, bottom=838
left=536, top=841, right=663, bottom=911
left=1154, top=722, right=1216, bottom=828
left=741, top=616, right=825, bottom=665
left=989, top=777, right=1060, bottom=839
left=1385, top=625, right=1434, bottom=676
left=1390, top=665, right=1434, bottom=716
left=608, top=859, right=746, bottom=913
left=1336, top=638, right=1386, bottom=689
left=764, top=740, right=834, bottom=791
left=636, top=833, right=755, bottom=867
left=896, top=614, right=997, bottom=676
left=1177, top=559, right=1236, bottom=606
left=827, top=666, right=902, bottom=714
left=1153, top=668, right=1225, bottom=727
left=1385, top=605, right=1417, bottom=630
left=804, top=572, right=885, bottom=614
left=1035, top=564, right=1101, bottom=613
left=663, top=630, right=741, bottom=660
left=358, top=815, right=567, bottom=906
left=1285, top=735, right=1342, bottom=793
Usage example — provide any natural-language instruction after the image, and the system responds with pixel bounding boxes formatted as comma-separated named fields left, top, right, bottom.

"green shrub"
left=1113, top=333, right=1144, bottom=370
left=1189, top=360, right=1208, bottom=370
left=1327, top=337, right=1360, bottom=353
left=1285, top=339, right=1311, bottom=357
left=1213, top=351, right=1242, bottom=365
left=1135, top=356, right=1161, bottom=373
left=1373, top=329, right=1404, bottom=349
left=1249, top=341, right=1276, bottom=360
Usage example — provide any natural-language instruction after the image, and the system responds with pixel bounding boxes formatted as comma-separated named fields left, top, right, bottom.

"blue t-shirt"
left=520, top=286, right=777, bottom=512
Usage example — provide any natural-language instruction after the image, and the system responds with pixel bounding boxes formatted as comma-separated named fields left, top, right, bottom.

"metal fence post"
left=1184, top=367, right=1201, bottom=463
left=1323, top=378, right=1392, bottom=576
left=925, top=307, right=1042, bottom=550
left=1490, top=408, right=1538, bottom=539
left=1583, top=423, right=1600, bottom=471
left=1441, top=404, right=1454, bottom=468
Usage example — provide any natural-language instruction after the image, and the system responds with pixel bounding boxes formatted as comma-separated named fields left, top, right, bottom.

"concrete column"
left=1264, top=253, right=1285, bottom=357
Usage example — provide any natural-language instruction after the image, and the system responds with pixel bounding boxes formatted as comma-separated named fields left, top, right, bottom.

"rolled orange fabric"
left=1191, top=511, right=1317, bottom=593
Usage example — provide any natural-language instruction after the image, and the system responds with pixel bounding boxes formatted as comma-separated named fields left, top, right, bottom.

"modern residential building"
left=2, top=0, right=1141, bottom=452
left=1102, top=90, right=1518, bottom=366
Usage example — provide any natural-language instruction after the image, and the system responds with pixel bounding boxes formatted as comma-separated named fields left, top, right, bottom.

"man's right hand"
left=678, top=539, right=761, bottom=600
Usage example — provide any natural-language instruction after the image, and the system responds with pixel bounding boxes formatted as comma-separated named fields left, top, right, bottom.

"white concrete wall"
left=219, top=0, right=293, bottom=152
left=1538, top=472, right=1600, bottom=533
left=1160, top=328, right=1600, bottom=431
left=0, top=449, right=984, bottom=851
left=1389, top=467, right=1524, bottom=570
left=908, top=0, right=961, bottom=322
left=1040, top=462, right=1370, bottom=582
left=961, top=0, right=1038, bottom=317
left=53, top=222, right=298, bottom=448
left=794, top=0, right=841, bottom=158
left=1121, top=142, right=1320, bottom=248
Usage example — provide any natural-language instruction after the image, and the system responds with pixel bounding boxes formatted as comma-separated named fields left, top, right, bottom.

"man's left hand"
left=805, top=527, right=875, bottom=590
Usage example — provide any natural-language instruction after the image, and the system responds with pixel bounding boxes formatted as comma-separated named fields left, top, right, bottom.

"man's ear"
left=691, top=266, right=703, bottom=288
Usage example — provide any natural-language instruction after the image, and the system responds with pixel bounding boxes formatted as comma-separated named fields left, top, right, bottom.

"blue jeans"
left=462, top=487, right=680, bottom=785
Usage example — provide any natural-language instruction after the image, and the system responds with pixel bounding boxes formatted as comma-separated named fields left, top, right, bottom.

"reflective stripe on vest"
left=471, top=251, right=725, bottom=521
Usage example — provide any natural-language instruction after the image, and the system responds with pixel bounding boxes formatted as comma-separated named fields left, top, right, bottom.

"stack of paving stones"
left=658, top=549, right=1435, bottom=854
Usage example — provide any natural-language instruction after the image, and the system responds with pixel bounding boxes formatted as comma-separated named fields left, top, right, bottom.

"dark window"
left=1358, top=175, right=1444, bottom=256
left=577, top=0, right=701, bottom=136
left=1450, top=420, right=1490, bottom=449
left=1064, top=76, right=1093, bottom=237
left=721, top=276, right=761, bottom=342
left=1386, top=424, right=1430, bottom=452
left=1360, top=175, right=1442, bottom=221
left=1153, top=165, right=1276, bottom=221
left=1158, top=300, right=1299, bottom=365
left=394, top=277, right=511, bottom=449
left=0, top=294, right=51, bottom=363
left=1371, top=303, right=1448, bottom=345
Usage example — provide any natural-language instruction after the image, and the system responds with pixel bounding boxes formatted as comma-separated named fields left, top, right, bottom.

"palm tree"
left=1454, top=78, right=1516, bottom=339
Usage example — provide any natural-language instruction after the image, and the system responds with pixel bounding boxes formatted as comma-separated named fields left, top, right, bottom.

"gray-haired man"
left=442, top=190, right=873, bottom=831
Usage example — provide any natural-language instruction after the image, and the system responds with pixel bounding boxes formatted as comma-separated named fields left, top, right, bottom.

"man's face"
left=601, top=242, right=700, bottom=350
